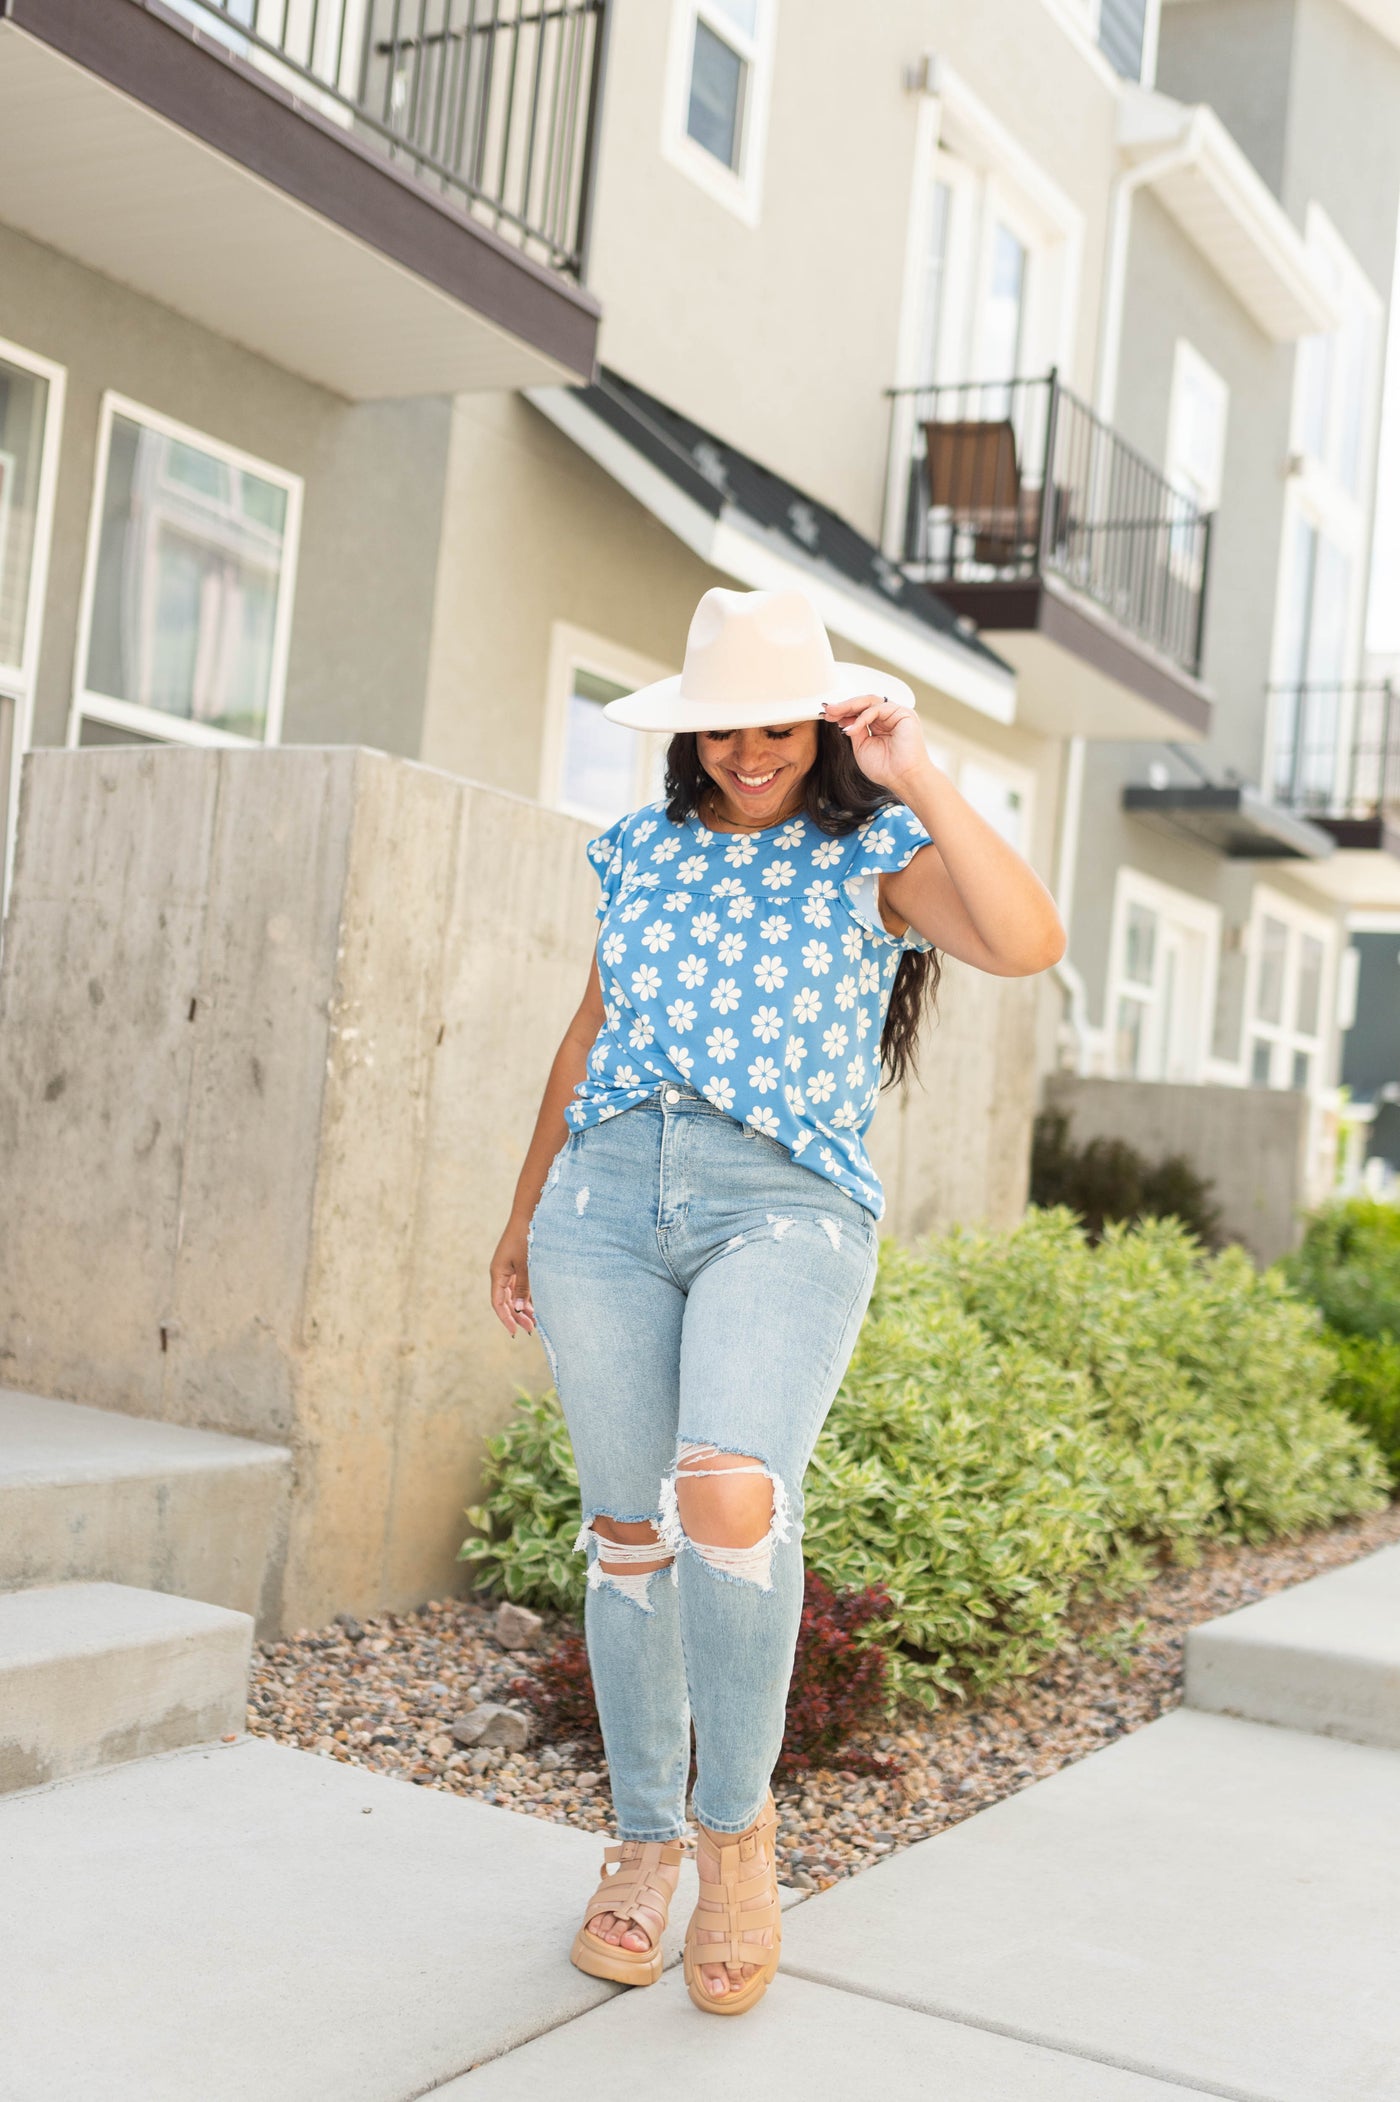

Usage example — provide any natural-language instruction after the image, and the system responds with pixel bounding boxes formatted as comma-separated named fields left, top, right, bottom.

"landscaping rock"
left=451, top=1703, right=532, bottom=1751
left=333, top=1613, right=364, bottom=1642
left=493, top=1602, right=545, bottom=1651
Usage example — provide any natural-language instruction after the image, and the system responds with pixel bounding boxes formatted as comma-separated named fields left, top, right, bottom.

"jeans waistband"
left=635, top=1081, right=731, bottom=1121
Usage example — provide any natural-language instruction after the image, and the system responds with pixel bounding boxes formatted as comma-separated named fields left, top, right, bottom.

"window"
left=73, top=397, right=301, bottom=749
left=1244, top=891, right=1333, bottom=1095
left=0, top=336, right=65, bottom=914
left=1269, top=514, right=1354, bottom=807
left=664, top=0, right=776, bottom=223
left=1164, top=341, right=1227, bottom=581
left=1097, top=0, right=1159, bottom=83
left=542, top=625, right=671, bottom=825
left=1106, top=871, right=1220, bottom=1084
left=1294, top=215, right=1381, bottom=499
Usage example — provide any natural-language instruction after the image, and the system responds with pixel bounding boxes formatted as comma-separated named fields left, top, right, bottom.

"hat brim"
left=602, top=660, right=916, bottom=732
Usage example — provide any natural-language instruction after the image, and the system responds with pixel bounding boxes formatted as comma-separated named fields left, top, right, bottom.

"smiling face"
left=695, top=719, right=820, bottom=829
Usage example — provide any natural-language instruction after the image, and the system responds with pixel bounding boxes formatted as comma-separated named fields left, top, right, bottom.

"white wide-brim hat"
left=603, top=586, right=915, bottom=731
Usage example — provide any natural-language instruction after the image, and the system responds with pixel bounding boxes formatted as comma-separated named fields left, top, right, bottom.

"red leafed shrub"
left=777, top=1570, right=899, bottom=1778
left=508, top=1630, right=603, bottom=1751
left=511, top=1572, right=898, bottom=1779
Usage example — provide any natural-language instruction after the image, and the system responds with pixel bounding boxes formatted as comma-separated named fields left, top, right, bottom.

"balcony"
left=888, top=372, right=1213, bottom=741
left=0, top=0, right=605, bottom=397
left=1265, top=681, right=1400, bottom=904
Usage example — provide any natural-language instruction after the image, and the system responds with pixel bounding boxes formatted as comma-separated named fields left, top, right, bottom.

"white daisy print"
left=703, top=1074, right=736, bottom=1112
left=614, top=1064, right=639, bottom=1088
left=651, top=836, right=681, bottom=863
left=713, top=877, right=745, bottom=899
left=841, top=925, right=864, bottom=962
left=783, top=1082, right=807, bottom=1116
left=632, top=819, right=658, bottom=844
left=619, top=896, right=648, bottom=922
left=692, top=823, right=715, bottom=845
left=759, top=915, right=792, bottom=943
left=791, top=1130, right=813, bottom=1156
left=677, top=953, right=708, bottom=989
left=854, top=1007, right=872, bottom=1041
left=792, top=987, right=822, bottom=1024
left=859, top=959, right=881, bottom=993
left=690, top=911, right=721, bottom=945
left=866, top=827, right=895, bottom=854
left=631, top=964, right=661, bottom=1000
left=752, top=1005, right=783, bottom=1043
left=834, top=975, right=858, bottom=1011
left=754, top=954, right=788, bottom=992
left=811, top=838, right=843, bottom=868
left=784, top=1035, right=807, bottom=1070
left=666, top=999, right=698, bottom=1034
left=663, top=892, right=693, bottom=912
left=822, top=1023, right=849, bottom=1060
left=846, top=1054, right=867, bottom=1089
left=710, top=977, right=741, bottom=1014
left=727, top=893, right=756, bottom=922
left=801, top=940, right=832, bottom=976
left=777, top=820, right=806, bottom=847
left=601, top=1004, right=619, bottom=1031
left=717, top=931, right=747, bottom=965
left=601, top=932, right=625, bottom=967
left=748, top=1056, right=780, bottom=1094
left=747, top=1105, right=781, bottom=1137
left=807, top=1069, right=836, bottom=1104
left=761, top=860, right=796, bottom=890
left=724, top=836, right=759, bottom=866
left=677, top=856, right=709, bottom=884
left=705, top=1026, right=740, bottom=1064
left=669, top=1044, right=695, bottom=1078
left=819, top=1145, right=842, bottom=1175
left=641, top=920, right=675, bottom=952
left=629, top=1017, right=655, bottom=1050
left=801, top=881, right=837, bottom=926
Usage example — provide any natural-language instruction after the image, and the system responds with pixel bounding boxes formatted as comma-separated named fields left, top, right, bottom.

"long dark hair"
left=663, top=724, right=940, bottom=1091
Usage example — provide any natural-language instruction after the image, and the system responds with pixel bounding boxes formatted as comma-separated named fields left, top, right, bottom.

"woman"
left=489, top=586, right=1063, bottom=2016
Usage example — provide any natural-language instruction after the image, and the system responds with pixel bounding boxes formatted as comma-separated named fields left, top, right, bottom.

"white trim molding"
left=1103, top=864, right=1222, bottom=1082
left=660, top=0, right=779, bottom=228
left=1115, top=88, right=1342, bottom=343
left=540, top=620, right=674, bottom=821
left=0, top=332, right=66, bottom=916
left=527, top=384, right=1018, bottom=727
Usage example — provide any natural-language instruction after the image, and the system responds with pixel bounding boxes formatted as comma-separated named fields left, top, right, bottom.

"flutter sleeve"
left=838, top=803, right=937, bottom=954
left=584, top=814, right=630, bottom=922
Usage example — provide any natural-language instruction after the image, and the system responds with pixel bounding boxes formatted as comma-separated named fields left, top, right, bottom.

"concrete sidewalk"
left=2, top=1545, right=1397, bottom=2101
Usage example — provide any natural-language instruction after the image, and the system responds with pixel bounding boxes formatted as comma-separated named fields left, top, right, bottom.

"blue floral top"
left=569, top=798, right=935, bottom=1217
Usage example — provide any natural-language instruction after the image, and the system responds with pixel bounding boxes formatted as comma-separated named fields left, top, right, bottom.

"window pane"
left=1295, top=933, right=1325, bottom=1037
left=0, top=355, right=53, bottom=674
left=1098, top=0, right=1148, bottom=79
left=1115, top=995, right=1148, bottom=1078
left=916, top=180, right=953, bottom=387
left=959, top=761, right=1024, bottom=851
left=1123, top=900, right=1157, bottom=988
left=1335, top=308, right=1370, bottom=494
left=562, top=669, right=636, bottom=822
left=84, top=415, right=290, bottom=740
left=1250, top=1034, right=1274, bottom=1086
left=1255, top=915, right=1288, bottom=1026
left=981, top=224, right=1026, bottom=389
left=687, top=19, right=746, bottom=169
left=1291, top=1049, right=1312, bottom=1091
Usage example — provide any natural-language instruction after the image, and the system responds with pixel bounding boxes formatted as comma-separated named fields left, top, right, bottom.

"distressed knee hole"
left=573, top=1515, right=675, bottom=1612
left=657, top=1444, right=792, bottom=1591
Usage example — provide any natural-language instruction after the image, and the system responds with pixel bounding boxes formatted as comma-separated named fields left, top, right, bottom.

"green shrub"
left=1283, top=1199, right=1400, bottom=1343
left=460, top=1212, right=1388, bottom=1706
left=1030, top=1109, right=1223, bottom=1248
left=1323, top=1330, right=1400, bottom=1484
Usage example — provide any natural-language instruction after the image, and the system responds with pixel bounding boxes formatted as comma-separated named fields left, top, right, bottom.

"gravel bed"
left=247, top=1498, right=1400, bottom=1891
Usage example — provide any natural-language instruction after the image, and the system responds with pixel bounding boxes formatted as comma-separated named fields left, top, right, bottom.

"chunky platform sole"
left=570, top=1923, right=666, bottom=1987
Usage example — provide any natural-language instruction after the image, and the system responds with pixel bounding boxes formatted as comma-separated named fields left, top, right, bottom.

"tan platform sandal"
left=683, top=1791, right=782, bottom=2016
left=570, top=1838, right=683, bottom=1986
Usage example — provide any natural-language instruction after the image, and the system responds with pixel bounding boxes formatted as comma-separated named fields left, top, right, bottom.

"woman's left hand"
left=822, top=694, right=931, bottom=797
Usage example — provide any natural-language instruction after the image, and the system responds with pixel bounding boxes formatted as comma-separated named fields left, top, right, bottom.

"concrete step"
left=776, top=1706, right=1400, bottom=2102
left=0, top=1581, right=253, bottom=1794
left=0, top=1389, right=290, bottom=1633
left=1185, top=1540, right=1400, bottom=1749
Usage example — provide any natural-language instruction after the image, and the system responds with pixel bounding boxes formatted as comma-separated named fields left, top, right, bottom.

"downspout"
left=1051, top=113, right=1203, bottom=1070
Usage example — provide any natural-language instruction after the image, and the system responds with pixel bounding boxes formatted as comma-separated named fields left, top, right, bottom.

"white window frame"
left=1037, top=0, right=1160, bottom=87
left=922, top=727, right=1036, bottom=857
left=661, top=0, right=779, bottom=228
left=1289, top=205, right=1384, bottom=505
left=540, top=621, right=675, bottom=824
left=0, top=334, right=67, bottom=918
left=68, top=392, right=302, bottom=753
left=1165, top=338, right=1228, bottom=514
left=1103, top=867, right=1221, bottom=1084
left=1240, top=883, right=1336, bottom=1097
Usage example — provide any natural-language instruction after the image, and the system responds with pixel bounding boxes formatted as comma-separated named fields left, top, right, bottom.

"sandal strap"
left=687, top=1795, right=781, bottom=1970
left=582, top=1838, right=682, bottom=1940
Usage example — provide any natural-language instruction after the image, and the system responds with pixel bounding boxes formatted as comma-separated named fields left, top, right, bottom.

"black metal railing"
left=1267, top=682, right=1400, bottom=822
left=887, top=370, right=1214, bottom=678
left=172, top=0, right=608, bottom=276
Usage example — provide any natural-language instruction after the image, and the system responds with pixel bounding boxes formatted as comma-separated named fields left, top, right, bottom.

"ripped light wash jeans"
left=526, top=1083, right=879, bottom=1841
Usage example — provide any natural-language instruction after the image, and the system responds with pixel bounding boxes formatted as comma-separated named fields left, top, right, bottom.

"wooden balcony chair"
left=922, top=417, right=1043, bottom=568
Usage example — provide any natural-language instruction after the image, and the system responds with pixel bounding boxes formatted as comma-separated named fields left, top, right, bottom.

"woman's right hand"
left=490, top=1221, right=536, bottom=1338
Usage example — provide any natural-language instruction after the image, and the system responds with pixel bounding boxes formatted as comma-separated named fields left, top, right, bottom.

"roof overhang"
left=0, top=0, right=599, bottom=399
left=1286, top=816, right=1400, bottom=907
left=1122, top=783, right=1337, bottom=858
left=528, top=383, right=1018, bottom=728
left=1118, top=89, right=1341, bottom=341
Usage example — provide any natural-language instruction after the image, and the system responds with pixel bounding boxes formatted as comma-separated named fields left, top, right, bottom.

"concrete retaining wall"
left=1042, top=1074, right=1314, bottom=1266
left=0, top=746, right=1036, bottom=1631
